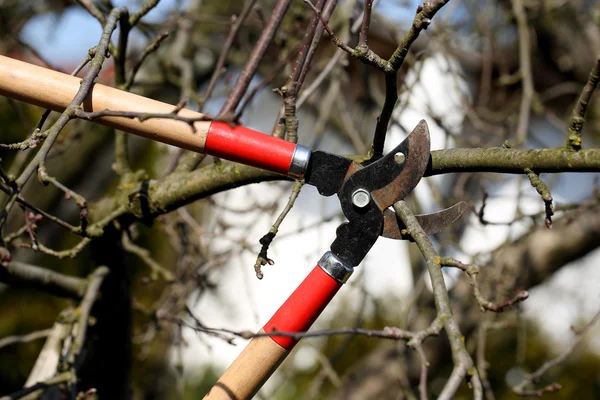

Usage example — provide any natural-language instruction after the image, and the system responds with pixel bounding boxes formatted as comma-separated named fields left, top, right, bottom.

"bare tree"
left=0, top=0, right=599, bottom=399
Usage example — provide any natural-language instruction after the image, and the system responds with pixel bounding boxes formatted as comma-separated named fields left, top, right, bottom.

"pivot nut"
left=352, top=188, right=370, bottom=208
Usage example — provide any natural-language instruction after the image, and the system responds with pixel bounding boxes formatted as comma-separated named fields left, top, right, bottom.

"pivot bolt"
left=352, top=188, right=370, bottom=208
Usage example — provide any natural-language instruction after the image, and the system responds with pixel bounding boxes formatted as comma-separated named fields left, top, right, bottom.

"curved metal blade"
left=382, top=201, right=469, bottom=240
left=337, top=120, right=431, bottom=222
left=368, top=120, right=431, bottom=209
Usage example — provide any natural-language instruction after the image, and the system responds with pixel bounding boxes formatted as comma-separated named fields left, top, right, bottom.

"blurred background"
left=1, top=0, right=600, bottom=398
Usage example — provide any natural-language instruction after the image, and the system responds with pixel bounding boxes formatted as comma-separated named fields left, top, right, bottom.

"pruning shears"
left=0, top=56, right=467, bottom=400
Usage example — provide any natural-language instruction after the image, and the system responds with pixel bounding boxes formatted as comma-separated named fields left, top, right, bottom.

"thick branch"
left=357, top=0, right=373, bottom=48
left=122, top=163, right=281, bottom=218
left=427, top=147, right=600, bottom=175
left=90, top=147, right=600, bottom=224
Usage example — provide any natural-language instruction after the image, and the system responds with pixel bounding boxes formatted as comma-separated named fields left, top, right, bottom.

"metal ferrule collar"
left=318, top=251, right=354, bottom=284
left=288, top=144, right=311, bottom=179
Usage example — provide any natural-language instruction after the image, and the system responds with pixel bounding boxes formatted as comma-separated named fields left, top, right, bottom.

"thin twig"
left=303, top=0, right=354, bottom=54
left=358, top=0, right=373, bottom=48
left=66, top=266, right=110, bottom=367
left=297, top=0, right=378, bottom=109
left=296, top=50, right=344, bottom=108
left=439, top=257, right=529, bottom=312
left=0, top=371, right=73, bottom=400
left=75, top=0, right=106, bottom=25
left=129, top=0, right=160, bottom=27
left=254, top=180, right=304, bottom=279
left=477, top=320, right=517, bottom=400
left=276, top=0, right=326, bottom=142
left=123, top=31, right=170, bottom=91
left=114, top=9, right=133, bottom=177
left=220, top=0, right=294, bottom=115
left=0, top=329, right=52, bottom=351
left=178, top=315, right=440, bottom=343
left=235, top=44, right=302, bottom=120
left=197, top=0, right=257, bottom=112
left=513, top=308, right=600, bottom=396
left=512, top=0, right=534, bottom=145
left=23, top=238, right=92, bottom=259
left=371, top=0, right=450, bottom=159
left=296, top=0, right=339, bottom=92
left=566, top=56, right=600, bottom=151
left=395, top=200, right=482, bottom=400
left=524, top=168, right=554, bottom=228
left=73, top=107, right=215, bottom=131
left=37, top=166, right=89, bottom=233
left=122, top=231, right=175, bottom=282
left=408, top=317, right=444, bottom=400
left=1, top=8, right=127, bottom=230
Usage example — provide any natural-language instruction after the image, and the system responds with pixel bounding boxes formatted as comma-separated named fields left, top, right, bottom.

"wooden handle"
left=203, top=329, right=289, bottom=400
left=0, top=55, right=210, bottom=152
left=205, top=264, right=345, bottom=399
left=0, top=55, right=305, bottom=175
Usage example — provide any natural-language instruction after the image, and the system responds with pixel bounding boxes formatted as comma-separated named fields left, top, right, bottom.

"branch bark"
left=92, top=146, right=600, bottom=222
left=395, top=200, right=481, bottom=400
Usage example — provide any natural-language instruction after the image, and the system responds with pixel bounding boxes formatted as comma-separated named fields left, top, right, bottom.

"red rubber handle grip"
left=205, top=122, right=297, bottom=175
left=263, top=265, right=343, bottom=350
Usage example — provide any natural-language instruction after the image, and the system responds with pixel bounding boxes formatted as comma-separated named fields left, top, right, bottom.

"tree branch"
left=513, top=309, right=600, bottom=396
left=89, top=146, right=600, bottom=225
left=566, top=55, right=600, bottom=151
left=0, top=261, right=87, bottom=298
left=66, top=266, right=110, bottom=368
left=220, top=0, right=294, bottom=115
left=0, top=371, right=72, bottom=400
left=0, top=329, right=52, bottom=351
left=129, top=0, right=160, bottom=27
left=511, top=0, right=534, bottom=144
left=0, top=8, right=126, bottom=229
left=395, top=200, right=481, bottom=400
left=254, top=180, right=304, bottom=279
left=439, top=257, right=529, bottom=312
left=197, top=0, right=257, bottom=112
left=427, top=147, right=600, bottom=175
left=122, top=231, right=175, bottom=282
left=524, top=168, right=554, bottom=228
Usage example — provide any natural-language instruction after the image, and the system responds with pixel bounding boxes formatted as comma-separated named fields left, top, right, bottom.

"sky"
left=20, top=0, right=419, bottom=65
left=21, top=0, right=187, bottom=63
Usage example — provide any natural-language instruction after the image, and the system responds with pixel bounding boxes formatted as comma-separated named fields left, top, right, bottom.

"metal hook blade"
left=382, top=201, right=469, bottom=240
